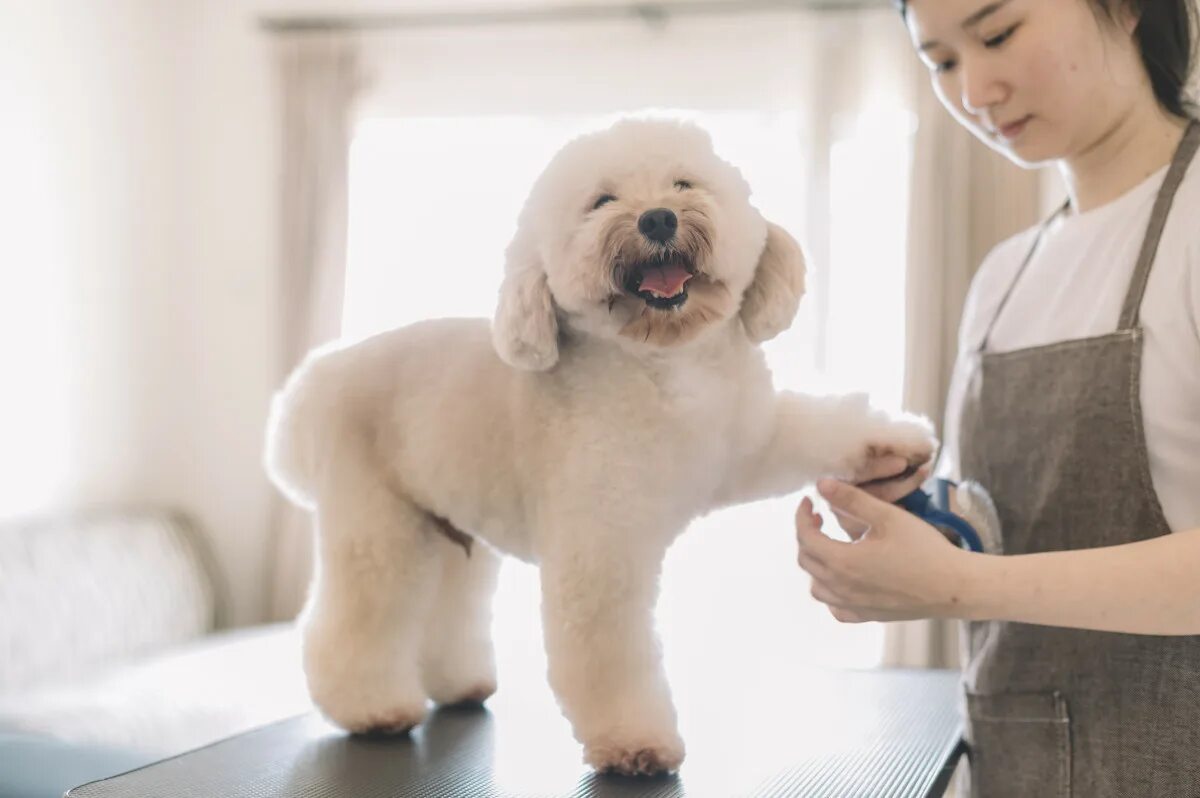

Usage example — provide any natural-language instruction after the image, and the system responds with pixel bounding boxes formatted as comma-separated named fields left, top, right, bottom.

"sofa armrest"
left=0, top=509, right=215, bottom=693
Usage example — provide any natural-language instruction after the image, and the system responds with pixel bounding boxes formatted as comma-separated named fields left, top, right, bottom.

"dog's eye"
left=592, top=194, right=616, bottom=210
left=674, top=180, right=692, bottom=190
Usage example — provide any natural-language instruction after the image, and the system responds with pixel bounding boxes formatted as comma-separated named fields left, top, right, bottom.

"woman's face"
left=904, top=0, right=1146, bottom=166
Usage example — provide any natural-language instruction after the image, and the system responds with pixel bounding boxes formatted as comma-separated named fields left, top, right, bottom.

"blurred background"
left=0, top=0, right=1086, bottom=791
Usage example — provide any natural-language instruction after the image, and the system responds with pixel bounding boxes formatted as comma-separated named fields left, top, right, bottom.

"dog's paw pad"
left=866, top=440, right=934, bottom=466
left=586, top=742, right=685, bottom=776
left=867, top=424, right=938, bottom=465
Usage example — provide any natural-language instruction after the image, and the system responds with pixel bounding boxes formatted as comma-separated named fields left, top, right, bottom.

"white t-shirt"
left=939, top=155, right=1200, bottom=534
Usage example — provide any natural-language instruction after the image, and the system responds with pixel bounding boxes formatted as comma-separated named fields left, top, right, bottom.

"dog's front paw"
left=841, top=415, right=938, bottom=482
left=584, top=732, right=686, bottom=776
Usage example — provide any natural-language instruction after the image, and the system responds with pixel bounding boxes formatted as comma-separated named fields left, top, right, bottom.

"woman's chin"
left=988, top=135, right=1058, bottom=169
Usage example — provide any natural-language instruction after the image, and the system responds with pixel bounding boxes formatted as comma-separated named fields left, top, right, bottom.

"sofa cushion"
left=0, top=511, right=215, bottom=694
left=0, top=624, right=310, bottom=759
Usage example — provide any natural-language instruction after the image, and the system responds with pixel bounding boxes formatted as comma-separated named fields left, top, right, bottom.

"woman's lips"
left=995, top=115, right=1032, bottom=141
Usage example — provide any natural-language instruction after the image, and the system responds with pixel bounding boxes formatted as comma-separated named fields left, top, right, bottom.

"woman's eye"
left=674, top=180, right=692, bottom=190
left=935, top=59, right=958, bottom=74
left=592, top=194, right=616, bottom=210
left=984, top=24, right=1019, bottom=48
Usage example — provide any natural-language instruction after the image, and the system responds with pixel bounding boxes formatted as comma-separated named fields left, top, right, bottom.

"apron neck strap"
left=978, top=118, right=1200, bottom=353
left=977, top=199, right=1069, bottom=353
left=1118, top=119, right=1200, bottom=330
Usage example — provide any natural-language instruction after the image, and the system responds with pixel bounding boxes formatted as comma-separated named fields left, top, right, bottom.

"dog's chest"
left=645, top=362, right=745, bottom=463
left=655, top=364, right=731, bottom=416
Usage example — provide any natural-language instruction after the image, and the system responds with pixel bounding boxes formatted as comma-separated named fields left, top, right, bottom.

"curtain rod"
left=259, top=0, right=887, bottom=33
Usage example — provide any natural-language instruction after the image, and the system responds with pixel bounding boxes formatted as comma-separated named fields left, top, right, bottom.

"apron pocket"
left=965, top=690, right=1071, bottom=798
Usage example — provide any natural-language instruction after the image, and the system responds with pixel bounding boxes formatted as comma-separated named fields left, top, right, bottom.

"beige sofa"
left=0, top=510, right=311, bottom=763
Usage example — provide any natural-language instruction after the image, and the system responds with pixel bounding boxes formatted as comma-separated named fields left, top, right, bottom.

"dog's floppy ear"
left=492, top=241, right=560, bottom=371
left=739, top=221, right=806, bottom=343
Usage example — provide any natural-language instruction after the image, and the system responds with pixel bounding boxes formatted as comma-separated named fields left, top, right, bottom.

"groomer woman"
left=793, top=1, right=1200, bottom=794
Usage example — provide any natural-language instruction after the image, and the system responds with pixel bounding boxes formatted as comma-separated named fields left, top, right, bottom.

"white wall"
left=2, top=2, right=182, bottom=510
left=174, top=1, right=281, bottom=626
left=0, top=0, right=279, bottom=626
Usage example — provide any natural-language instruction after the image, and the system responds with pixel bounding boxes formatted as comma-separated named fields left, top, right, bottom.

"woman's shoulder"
left=964, top=223, right=1043, bottom=309
left=1155, top=149, right=1200, bottom=318
left=951, top=226, right=1039, bottom=350
left=1175, top=150, right=1200, bottom=325
left=977, top=223, right=1044, bottom=280
left=1172, top=147, right=1200, bottom=249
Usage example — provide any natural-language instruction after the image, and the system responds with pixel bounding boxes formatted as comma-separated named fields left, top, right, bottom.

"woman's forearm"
left=964, top=527, right=1200, bottom=635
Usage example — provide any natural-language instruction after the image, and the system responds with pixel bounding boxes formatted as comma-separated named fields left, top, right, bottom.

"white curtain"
left=264, top=34, right=365, bottom=621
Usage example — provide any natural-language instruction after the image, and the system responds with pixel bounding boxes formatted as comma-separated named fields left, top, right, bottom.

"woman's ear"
left=739, top=221, right=807, bottom=343
left=492, top=239, right=560, bottom=371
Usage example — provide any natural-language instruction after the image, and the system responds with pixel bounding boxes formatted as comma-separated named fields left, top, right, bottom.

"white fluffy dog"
left=265, top=117, right=935, bottom=776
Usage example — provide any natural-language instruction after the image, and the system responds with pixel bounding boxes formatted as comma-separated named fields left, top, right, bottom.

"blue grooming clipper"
left=897, top=478, right=985, bottom=553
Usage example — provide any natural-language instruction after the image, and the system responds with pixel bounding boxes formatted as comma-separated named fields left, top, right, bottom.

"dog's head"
left=492, top=117, right=806, bottom=370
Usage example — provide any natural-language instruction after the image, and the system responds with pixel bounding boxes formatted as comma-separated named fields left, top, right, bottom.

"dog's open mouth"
left=621, top=255, right=696, bottom=310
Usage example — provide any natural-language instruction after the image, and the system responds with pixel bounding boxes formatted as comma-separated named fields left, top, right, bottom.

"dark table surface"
left=69, top=667, right=965, bottom=798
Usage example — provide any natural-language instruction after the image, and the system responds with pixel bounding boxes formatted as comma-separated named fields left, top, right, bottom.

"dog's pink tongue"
left=638, top=263, right=692, bottom=298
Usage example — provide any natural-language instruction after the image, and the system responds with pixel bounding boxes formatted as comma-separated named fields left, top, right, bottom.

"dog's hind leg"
left=419, top=532, right=502, bottom=707
left=299, top=452, right=442, bottom=736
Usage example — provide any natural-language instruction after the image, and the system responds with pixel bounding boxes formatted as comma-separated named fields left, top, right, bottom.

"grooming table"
left=68, top=667, right=965, bottom=797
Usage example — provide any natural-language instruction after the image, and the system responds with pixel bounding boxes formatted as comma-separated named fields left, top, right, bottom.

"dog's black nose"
left=638, top=208, right=678, bottom=243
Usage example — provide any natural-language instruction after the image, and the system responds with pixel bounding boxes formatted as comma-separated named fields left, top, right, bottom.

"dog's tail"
left=263, top=345, right=346, bottom=510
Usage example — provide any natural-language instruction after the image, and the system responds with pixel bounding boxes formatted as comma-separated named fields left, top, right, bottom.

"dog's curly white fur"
left=264, top=117, right=936, bottom=776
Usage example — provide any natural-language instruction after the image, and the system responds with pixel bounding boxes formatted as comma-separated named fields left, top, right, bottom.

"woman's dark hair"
left=893, top=0, right=1198, bottom=118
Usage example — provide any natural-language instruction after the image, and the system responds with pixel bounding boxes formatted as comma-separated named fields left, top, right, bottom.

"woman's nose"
left=959, top=57, right=1008, bottom=116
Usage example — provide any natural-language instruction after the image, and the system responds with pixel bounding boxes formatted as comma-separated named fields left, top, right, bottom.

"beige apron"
left=955, top=120, right=1200, bottom=797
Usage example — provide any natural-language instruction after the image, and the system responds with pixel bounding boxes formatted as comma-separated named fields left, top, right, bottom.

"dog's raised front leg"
left=301, top=470, right=442, bottom=735
left=716, top=390, right=937, bottom=506
left=538, top=527, right=684, bottom=776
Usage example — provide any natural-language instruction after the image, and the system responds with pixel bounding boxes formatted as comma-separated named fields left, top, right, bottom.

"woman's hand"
left=796, top=478, right=979, bottom=623
left=842, top=455, right=932, bottom=540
